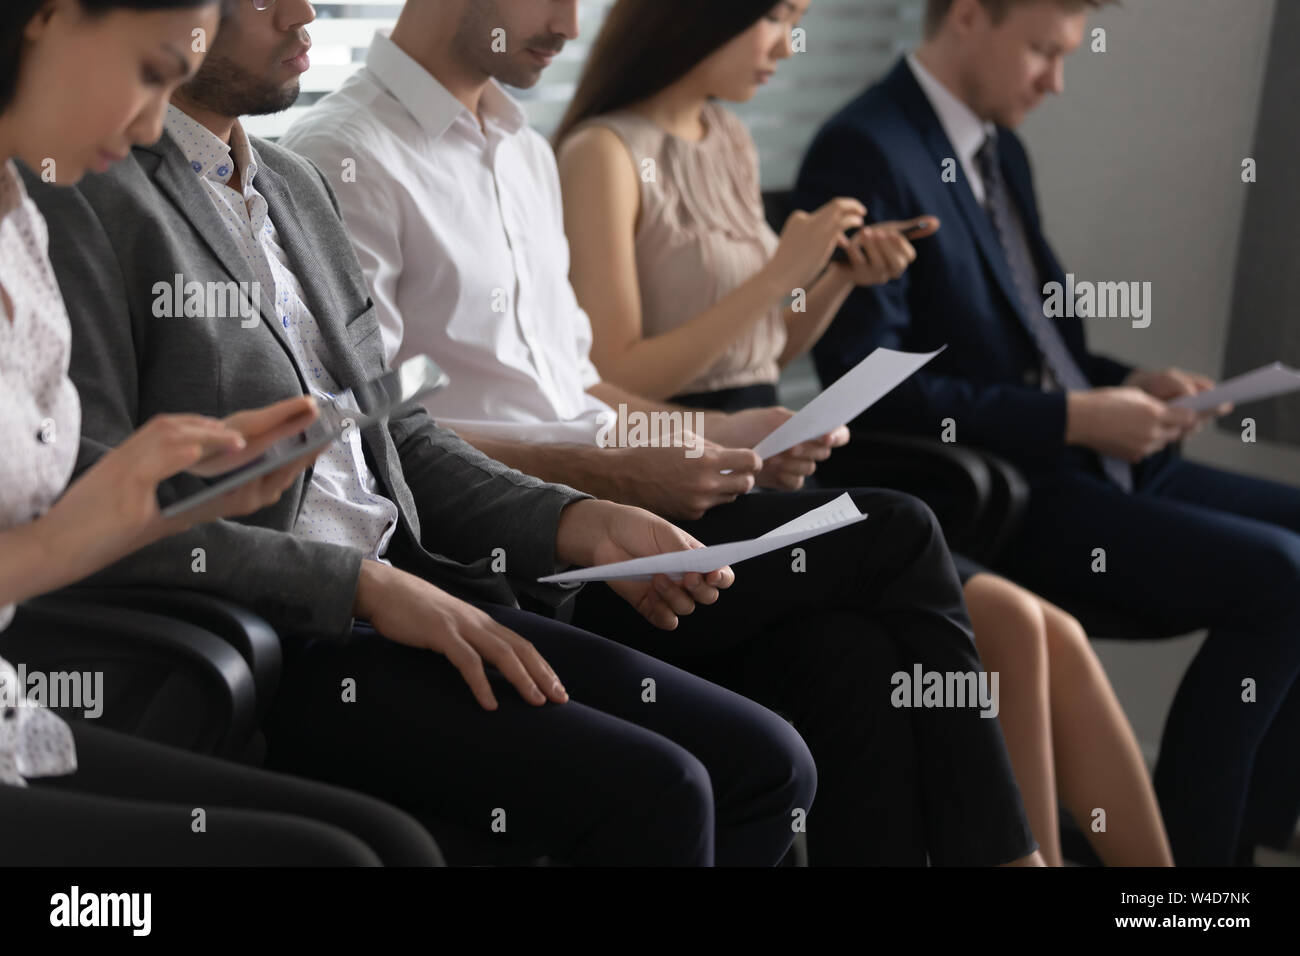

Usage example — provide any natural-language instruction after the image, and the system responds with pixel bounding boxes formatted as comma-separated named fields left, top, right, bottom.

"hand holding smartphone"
left=160, top=354, right=449, bottom=518
left=830, top=217, right=937, bottom=264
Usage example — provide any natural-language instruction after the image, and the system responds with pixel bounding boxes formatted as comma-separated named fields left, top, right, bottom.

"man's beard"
left=179, top=52, right=300, bottom=117
left=452, top=0, right=565, bottom=90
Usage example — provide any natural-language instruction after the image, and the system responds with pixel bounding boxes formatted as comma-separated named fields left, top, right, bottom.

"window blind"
left=243, top=0, right=924, bottom=189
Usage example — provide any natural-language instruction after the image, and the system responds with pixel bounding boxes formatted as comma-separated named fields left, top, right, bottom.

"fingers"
left=766, top=454, right=820, bottom=480
left=1158, top=404, right=1199, bottom=430
left=825, top=425, right=851, bottom=448
left=499, top=625, right=568, bottom=703
left=612, top=581, right=680, bottom=630
left=698, top=469, right=757, bottom=508
left=221, top=395, right=318, bottom=438
left=857, top=228, right=915, bottom=279
left=137, top=419, right=248, bottom=482
left=195, top=400, right=319, bottom=477
left=780, top=438, right=835, bottom=463
left=653, top=574, right=697, bottom=618
left=677, top=568, right=728, bottom=604
left=443, top=638, right=500, bottom=711
left=819, top=197, right=866, bottom=225
left=474, top=623, right=551, bottom=707
left=710, top=446, right=764, bottom=475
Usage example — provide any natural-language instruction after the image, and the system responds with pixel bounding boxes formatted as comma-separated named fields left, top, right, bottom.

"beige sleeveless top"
left=579, top=103, right=786, bottom=395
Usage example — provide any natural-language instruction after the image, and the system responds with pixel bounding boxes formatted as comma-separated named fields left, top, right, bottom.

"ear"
left=949, top=0, right=987, bottom=37
left=23, top=0, right=67, bottom=44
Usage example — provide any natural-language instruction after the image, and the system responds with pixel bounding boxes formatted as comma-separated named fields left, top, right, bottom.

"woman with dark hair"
left=0, top=0, right=443, bottom=865
left=558, top=0, right=1172, bottom=865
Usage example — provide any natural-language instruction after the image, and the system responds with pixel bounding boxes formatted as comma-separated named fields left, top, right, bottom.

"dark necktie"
left=975, top=135, right=1132, bottom=492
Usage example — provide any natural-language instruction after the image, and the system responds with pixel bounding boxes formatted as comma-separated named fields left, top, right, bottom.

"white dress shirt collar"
left=907, top=52, right=999, bottom=204
left=365, top=29, right=526, bottom=142
left=906, top=52, right=996, bottom=165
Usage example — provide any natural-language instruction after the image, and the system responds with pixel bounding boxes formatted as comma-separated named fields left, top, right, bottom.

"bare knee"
left=1040, top=601, right=1104, bottom=683
left=964, top=573, right=1048, bottom=681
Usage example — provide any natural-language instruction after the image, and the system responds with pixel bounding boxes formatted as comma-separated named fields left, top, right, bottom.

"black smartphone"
left=830, top=220, right=931, bottom=264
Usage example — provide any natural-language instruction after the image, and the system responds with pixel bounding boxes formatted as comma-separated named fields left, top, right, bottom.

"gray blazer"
left=22, top=130, right=588, bottom=642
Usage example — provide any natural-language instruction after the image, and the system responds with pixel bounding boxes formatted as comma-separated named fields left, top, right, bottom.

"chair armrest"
left=58, top=587, right=281, bottom=723
left=966, top=447, right=1031, bottom=565
left=1, top=595, right=259, bottom=758
left=818, top=431, right=994, bottom=553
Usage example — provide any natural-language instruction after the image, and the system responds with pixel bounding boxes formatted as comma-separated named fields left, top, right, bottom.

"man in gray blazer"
left=21, top=11, right=818, bottom=866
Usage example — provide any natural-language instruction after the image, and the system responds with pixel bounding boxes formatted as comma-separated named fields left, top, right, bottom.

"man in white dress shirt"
left=282, top=0, right=1043, bottom=865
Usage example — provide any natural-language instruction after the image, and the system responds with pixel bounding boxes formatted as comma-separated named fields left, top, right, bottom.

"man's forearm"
left=585, top=382, right=732, bottom=440
left=453, top=429, right=624, bottom=501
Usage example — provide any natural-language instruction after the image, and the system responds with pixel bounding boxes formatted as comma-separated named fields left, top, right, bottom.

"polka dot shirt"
left=0, top=159, right=80, bottom=782
left=0, top=160, right=82, bottom=633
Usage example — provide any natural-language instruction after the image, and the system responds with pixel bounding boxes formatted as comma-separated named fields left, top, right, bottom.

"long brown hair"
left=553, top=0, right=775, bottom=146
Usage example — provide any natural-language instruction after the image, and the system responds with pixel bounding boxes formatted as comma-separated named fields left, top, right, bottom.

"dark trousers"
left=263, top=602, right=815, bottom=866
left=572, top=487, right=1036, bottom=866
left=3, top=721, right=441, bottom=865
left=997, top=449, right=1300, bottom=865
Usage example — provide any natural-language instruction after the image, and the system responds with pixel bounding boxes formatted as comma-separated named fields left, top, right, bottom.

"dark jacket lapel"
left=883, top=61, right=1030, bottom=324
left=141, top=133, right=303, bottom=380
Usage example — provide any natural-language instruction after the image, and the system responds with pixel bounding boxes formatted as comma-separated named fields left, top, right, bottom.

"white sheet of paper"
left=752, top=347, right=946, bottom=460
left=538, top=493, right=867, bottom=584
left=1170, top=362, right=1300, bottom=413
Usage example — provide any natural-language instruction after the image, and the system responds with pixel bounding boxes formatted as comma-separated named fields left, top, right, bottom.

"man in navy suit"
left=794, top=0, right=1300, bottom=865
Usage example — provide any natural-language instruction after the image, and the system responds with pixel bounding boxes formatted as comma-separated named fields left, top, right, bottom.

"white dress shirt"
left=281, top=31, right=615, bottom=445
left=165, top=107, right=399, bottom=559
left=907, top=53, right=998, bottom=206
left=0, top=159, right=81, bottom=784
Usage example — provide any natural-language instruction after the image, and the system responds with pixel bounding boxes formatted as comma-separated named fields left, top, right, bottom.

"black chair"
left=2, top=587, right=276, bottom=761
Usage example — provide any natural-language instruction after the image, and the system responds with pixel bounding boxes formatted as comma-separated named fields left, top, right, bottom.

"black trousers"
left=263, top=602, right=816, bottom=866
left=1, top=721, right=441, bottom=865
left=571, top=487, right=1037, bottom=866
left=995, top=448, right=1300, bottom=865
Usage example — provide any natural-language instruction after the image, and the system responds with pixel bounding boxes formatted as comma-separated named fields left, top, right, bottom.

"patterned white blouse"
left=0, top=158, right=80, bottom=784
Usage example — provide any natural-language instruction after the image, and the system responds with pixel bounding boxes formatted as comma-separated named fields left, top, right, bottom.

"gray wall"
left=1018, top=0, right=1290, bottom=755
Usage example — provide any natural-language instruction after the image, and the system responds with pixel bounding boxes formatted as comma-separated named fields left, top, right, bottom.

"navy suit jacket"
left=792, top=59, right=1132, bottom=480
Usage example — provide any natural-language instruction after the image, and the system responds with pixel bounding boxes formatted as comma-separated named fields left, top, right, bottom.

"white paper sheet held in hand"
left=538, top=493, right=867, bottom=584
left=1169, top=362, right=1300, bottom=414
left=752, top=346, right=946, bottom=460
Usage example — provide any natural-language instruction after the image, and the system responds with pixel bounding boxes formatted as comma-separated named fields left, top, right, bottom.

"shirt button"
left=1022, top=369, right=1039, bottom=386
left=36, top=417, right=56, bottom=444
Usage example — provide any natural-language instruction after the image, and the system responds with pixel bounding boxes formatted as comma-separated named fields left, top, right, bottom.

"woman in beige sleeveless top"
left=556, top=0, right=1171, bottom=866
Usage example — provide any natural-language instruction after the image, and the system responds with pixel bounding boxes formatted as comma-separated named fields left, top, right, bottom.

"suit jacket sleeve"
left=794, top=122, right=1070, bottom=463
left=31, top=173, right=366, bottom=643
